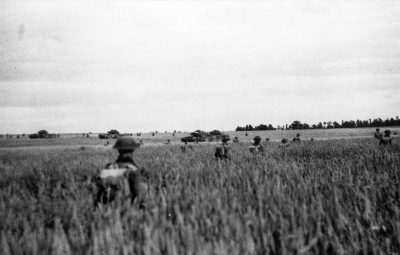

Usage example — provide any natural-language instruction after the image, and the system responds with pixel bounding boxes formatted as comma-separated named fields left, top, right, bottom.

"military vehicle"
left=98, top=134, right=110, bottom=139
left=181, top=130, right=209, bottom=143
left=181, top=130, right=229, bottom=143
left=99, top=129, right=121, bottom=139
left=208, top=130, right=228, bottom=141
left=28, top=130, right=57, bottom=139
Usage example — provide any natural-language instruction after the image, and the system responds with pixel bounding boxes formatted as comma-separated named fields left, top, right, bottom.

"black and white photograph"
left=1, top=0, right=400, bottom=254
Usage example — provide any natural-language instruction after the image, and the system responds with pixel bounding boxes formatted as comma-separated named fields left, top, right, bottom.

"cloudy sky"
left=1, top=0, right=399, bottom=133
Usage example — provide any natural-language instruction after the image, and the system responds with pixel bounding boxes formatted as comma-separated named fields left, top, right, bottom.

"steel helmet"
left=253, top=136, right=261, bottom=141
left=113, top=137, right=140, bottom=150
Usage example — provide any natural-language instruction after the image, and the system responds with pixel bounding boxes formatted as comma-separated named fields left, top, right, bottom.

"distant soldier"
left=280, top=138, right=290, bottom=147
left=139, top=139, right=144, bottom=145
left=215, top=136, right=231, bottom=160
left=95, top=137, right=148, bottom=209
left=249, top=136, right=264, bottom=154
left=164, top=139, right=171, bottom=145
left=265, top=138, right=270, bottom=142
left=292, top=133, right=301, bottom=142
left=378, top=129, right=393, bottom=145
left=374, top=128, right=393, bottom=145
left=233, top=136, right=239, bottom=143
left=374, top=128, right=383, bottom=139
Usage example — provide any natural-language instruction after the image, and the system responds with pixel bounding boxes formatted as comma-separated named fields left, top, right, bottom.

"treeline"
left=236, top=116, right=400, bottom=131
left=235, top=124, right=275, bottom=131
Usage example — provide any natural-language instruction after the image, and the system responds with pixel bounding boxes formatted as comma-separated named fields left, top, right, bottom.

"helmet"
left=113, top=137, right=140, bottom=150
left=253, top=136, right=261, bottom=141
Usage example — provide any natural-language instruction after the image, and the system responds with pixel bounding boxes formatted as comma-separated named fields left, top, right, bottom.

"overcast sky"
left=1, top=0, right=399, bottom=133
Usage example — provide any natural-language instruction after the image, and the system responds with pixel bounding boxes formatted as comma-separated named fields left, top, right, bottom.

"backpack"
left=96, top=162, right=139, bottom=205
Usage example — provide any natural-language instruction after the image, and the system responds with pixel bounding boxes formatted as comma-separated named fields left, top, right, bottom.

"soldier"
left=249, top=136, right=264, bottom=154
left=374, top=128, right=383, bottom=139
left=233, top=136, right=239, bottom=143
left=164, top=139, right=171, bottom=145
left=376, top=129, right=393, bottom=145
left=280, top=138, right=290, bottom=147
left=292, top=133, right=301, bottom=142
left=215, top=136, right=231, bottom=160
left=95, top=137, right=148, bottom=209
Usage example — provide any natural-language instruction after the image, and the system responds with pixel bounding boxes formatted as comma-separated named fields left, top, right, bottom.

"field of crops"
left=1, top=127, right=400, bottom=148
left=1, top=131, right=400, bottom=254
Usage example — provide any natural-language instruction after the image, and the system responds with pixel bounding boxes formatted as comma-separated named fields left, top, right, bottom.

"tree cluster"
left=236, top=124, right=275, bottom=131
left=235, top=116, right=400, bottom=131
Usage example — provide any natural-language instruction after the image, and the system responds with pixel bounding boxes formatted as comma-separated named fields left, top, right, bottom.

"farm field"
left=0, top=129, right=400, bottom=254
left=1, top=127, right=400, bottom=148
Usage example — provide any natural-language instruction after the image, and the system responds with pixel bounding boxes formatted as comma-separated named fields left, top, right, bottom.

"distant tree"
left=290, top=121, right=303, bottom=130
left=333, top=121, right=341, bottom=128
left=342, top=120, right=356, bottom=128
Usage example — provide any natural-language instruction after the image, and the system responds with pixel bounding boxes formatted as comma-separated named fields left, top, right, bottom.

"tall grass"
left=0, top=138, right=399, bottom=254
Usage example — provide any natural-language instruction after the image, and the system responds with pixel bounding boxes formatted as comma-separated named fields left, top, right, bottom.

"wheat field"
left=0, top=131, right=399, bottom=254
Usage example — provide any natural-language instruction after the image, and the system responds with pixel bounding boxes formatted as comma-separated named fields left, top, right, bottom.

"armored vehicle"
left=29, top=130, right=57, bottom=139
left=181, top=131, right=209, bottom=143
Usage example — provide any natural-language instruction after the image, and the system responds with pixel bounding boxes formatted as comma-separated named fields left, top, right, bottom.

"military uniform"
left=95, top=137, right=148, bottom=208
left=215, top=136, right=231, bottom=160
left=249, top=136, right=264, bottom=153
left=215, top=144, right=230, bottom=160
left=375, top=129, right=393, bottom=145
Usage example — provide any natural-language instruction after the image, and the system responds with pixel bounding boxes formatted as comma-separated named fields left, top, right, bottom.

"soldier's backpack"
left=96, top=162, right=147, bottom=206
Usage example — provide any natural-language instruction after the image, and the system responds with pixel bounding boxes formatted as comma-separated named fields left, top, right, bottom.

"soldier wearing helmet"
left=374, top=128, right=383, bottom=140
left=215, top=135, right=231, bottom=160
left=95, top=137, right=148, bottom=208
left=249, top=136, right=264, bottom=154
